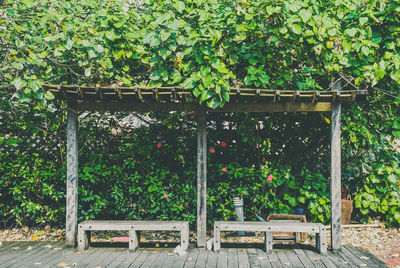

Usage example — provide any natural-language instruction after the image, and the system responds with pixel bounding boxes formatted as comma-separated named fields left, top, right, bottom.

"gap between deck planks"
left=0, top=242, right=388, bottom=267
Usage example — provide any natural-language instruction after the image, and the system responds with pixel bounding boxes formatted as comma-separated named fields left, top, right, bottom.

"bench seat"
left=77, top=220, right=189, bottom=252
left=213, top=221, right=327, bottom=254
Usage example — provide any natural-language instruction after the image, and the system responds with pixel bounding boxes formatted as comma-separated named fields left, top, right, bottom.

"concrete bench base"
left=77, top=220, right=189, bottom=252
left=213, top=221, right=327, bottom=254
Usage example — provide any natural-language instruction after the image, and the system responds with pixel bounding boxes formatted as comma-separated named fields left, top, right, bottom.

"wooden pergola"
left=44, top=81, right=366, bottom=251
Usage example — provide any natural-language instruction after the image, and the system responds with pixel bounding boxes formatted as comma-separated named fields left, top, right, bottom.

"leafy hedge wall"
left=1, top=97, right=399, bottom=228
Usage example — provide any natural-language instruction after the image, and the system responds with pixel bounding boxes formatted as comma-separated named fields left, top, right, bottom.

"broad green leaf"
left=44, top=91, right=55, bottom=100
left=299, top=9, right=312, bottom=23
left=150, top=70, right=161, bottom=81
left=290, top=24, right=302, bottom=35
left=11, top=78, right=26, bottom=91
left=183, top=78, right=195, bottom=89
left=345, top=28, right=357, bottom=37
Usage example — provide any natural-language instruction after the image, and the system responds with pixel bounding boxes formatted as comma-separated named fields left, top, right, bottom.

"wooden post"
left=66, top=110, right=78, bottom=247
left=330, top=79, right=342, bottom=251
left=197, top=109, right=207, bottom=247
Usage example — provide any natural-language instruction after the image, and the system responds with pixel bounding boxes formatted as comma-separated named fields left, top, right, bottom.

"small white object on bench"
left=77, top=220, right=189, bottom=252
left=213, top=221, right=327, bottom=254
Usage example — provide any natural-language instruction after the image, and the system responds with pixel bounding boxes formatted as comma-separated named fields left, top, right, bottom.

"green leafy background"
left=0, top=0, right=400, bottom=228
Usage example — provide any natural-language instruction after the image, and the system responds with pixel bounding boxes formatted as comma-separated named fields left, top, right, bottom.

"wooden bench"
left=77, top=220, right=189, bottom=252
left=213, top=221, right=327, bottom=254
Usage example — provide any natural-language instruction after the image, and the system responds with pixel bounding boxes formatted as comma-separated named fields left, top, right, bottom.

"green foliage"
left=1, top=0, right=400, bottom=228
left=1, top=0, right=400, bottom=108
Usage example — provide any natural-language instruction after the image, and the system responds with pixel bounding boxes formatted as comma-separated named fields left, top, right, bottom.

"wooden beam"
left=197, top=110, right=207, bottom=248
left=66, top=110, right=78, bottom=247
left=70, top=101, right=332, bottom=113
left=330, top=79, right=342, bottom=251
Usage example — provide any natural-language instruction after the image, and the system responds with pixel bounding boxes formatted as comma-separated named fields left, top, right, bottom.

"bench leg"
left=265, top=232, right=273, bottom=253
left=129, top=227, right=138, bottom=252
left=77, top=225, right=86, bottom=251
left=213, top=223, right=221, bottom=252
left=181, top=222, right=189, bottom=250
left=317, top=227, right=327, bottom=254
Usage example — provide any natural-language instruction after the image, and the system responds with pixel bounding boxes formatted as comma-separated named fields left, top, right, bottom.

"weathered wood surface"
left=77, top=220, right=189, bottom=252
left=197, top=110, right=207, bottom=248
left=0, top=242, right=388, bottom=267
left=69, top=101, right=335, bottom=113
left=66, top=110, right=78, bottom=247
left=330, top=79, right=342, bottom=251
left=214, top=221, right=327, bottom=253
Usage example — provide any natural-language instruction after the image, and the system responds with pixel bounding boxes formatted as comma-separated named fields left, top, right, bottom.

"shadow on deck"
left=0, top=241, right=388, bottom=267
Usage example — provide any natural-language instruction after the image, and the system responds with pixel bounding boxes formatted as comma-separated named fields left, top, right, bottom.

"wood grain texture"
left=197, top=110, right=207, bottom=248
left=0, top=242, right=388, bottom=267
left=330, top=79, right=342, bottom=251
left=66, top=110, right=78, bottom=247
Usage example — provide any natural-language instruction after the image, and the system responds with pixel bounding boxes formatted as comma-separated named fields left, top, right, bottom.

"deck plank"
left=303, top=249, right=327, bottom=268
left=275, top=249, right=291, bottom=266
left=293, top=249, right=316, bottom=268
left=206, top=250, right=218, bottom=268
left=106, top=250, right=132, bottom=267
left=227, top=248, right=239, bottom=268
left=285, top=249, right=307, bottom=268
left=216, top=248, right=228, bottom=268
left=11, top=241, right=60, bottom=267
left=194, top=249, right=208, bottom=268
left=1, top=241, right=45, bottom=266
left=0, top=241, right=29, bottom=262
left=0, top=241, right=388, bottom=267
left=341, top=245, right=375, bottom=267
left=344, top=245, right=388, bottom=267
left=266, top=251, right=283, bottom=268
left=326, top=250, right=352, bottom=268
left=152, top=250, right=170, bottom=268
left=128, top=250, right=150, bottom=267
left=183, top=248, right=200, bottom=268
left=247, top=248, right=262, bottom=268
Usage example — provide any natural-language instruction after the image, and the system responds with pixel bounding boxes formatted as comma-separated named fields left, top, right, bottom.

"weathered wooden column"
left=330, top=80, right=342, bottom=251
left=66, top=109, right=78, bottom=247
left=197, top=109, right=207, bottom=248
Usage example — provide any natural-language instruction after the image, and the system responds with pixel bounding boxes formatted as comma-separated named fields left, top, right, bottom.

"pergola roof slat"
left=43, top=84, right=367, bottom=112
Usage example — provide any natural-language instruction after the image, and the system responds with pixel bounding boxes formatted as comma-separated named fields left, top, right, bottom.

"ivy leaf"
left=105, top=29, right=120, bottom=41
left=345, top=28, right=357, bottom=37
left=171, top=70, right=182, bottom=84
left=44, top=91, right=55, bottom=100
left=183, top=78, right=195, bottom=89
left=94, top=45, right=104, bottom=53
left=360, top=17, right=368, bottom=26
left=176, top=1, right=185, bottom=13
left=299, top=9, right=312, bottom=23
left=11, top=77, right=26, bottom=91
left=392, top=130, right=400, bottom=138
left=85, top=68, right=91, bottom=77
left=64, top=39, right=74, bottom=50
left=289, top=24, right=302, bottom=35
left=150, top=70, right=161, bottom=81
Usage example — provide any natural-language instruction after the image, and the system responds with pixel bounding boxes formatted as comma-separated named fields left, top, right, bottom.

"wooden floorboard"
left=183, top=248, right=200, bottom=268
left=227, top=248, right=239, bottom=268
left=216, top=248, right=228, bottom=268
left=0, top=242, right=388, bottom=267
left=345, top=245, right=388, bottom=267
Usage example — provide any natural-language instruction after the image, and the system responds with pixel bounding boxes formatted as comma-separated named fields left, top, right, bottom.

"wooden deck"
left=0, top=241, right=388, bottom=267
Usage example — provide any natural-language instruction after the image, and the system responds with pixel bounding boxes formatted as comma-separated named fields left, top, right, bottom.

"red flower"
left=163, top=194, right=168, bottom=199
left=221, top=142, right=227, bottom=148
left=221, top=167, right=227, bottom=172
left=209, top=147, right=215, bottom=153
left=191, top=115, right=195, bottom=119
left=157, top=142, right=162, bottom=148
left=266, top=175, right=273, bottom=181
left=114, top=136, right=120, bottom=140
